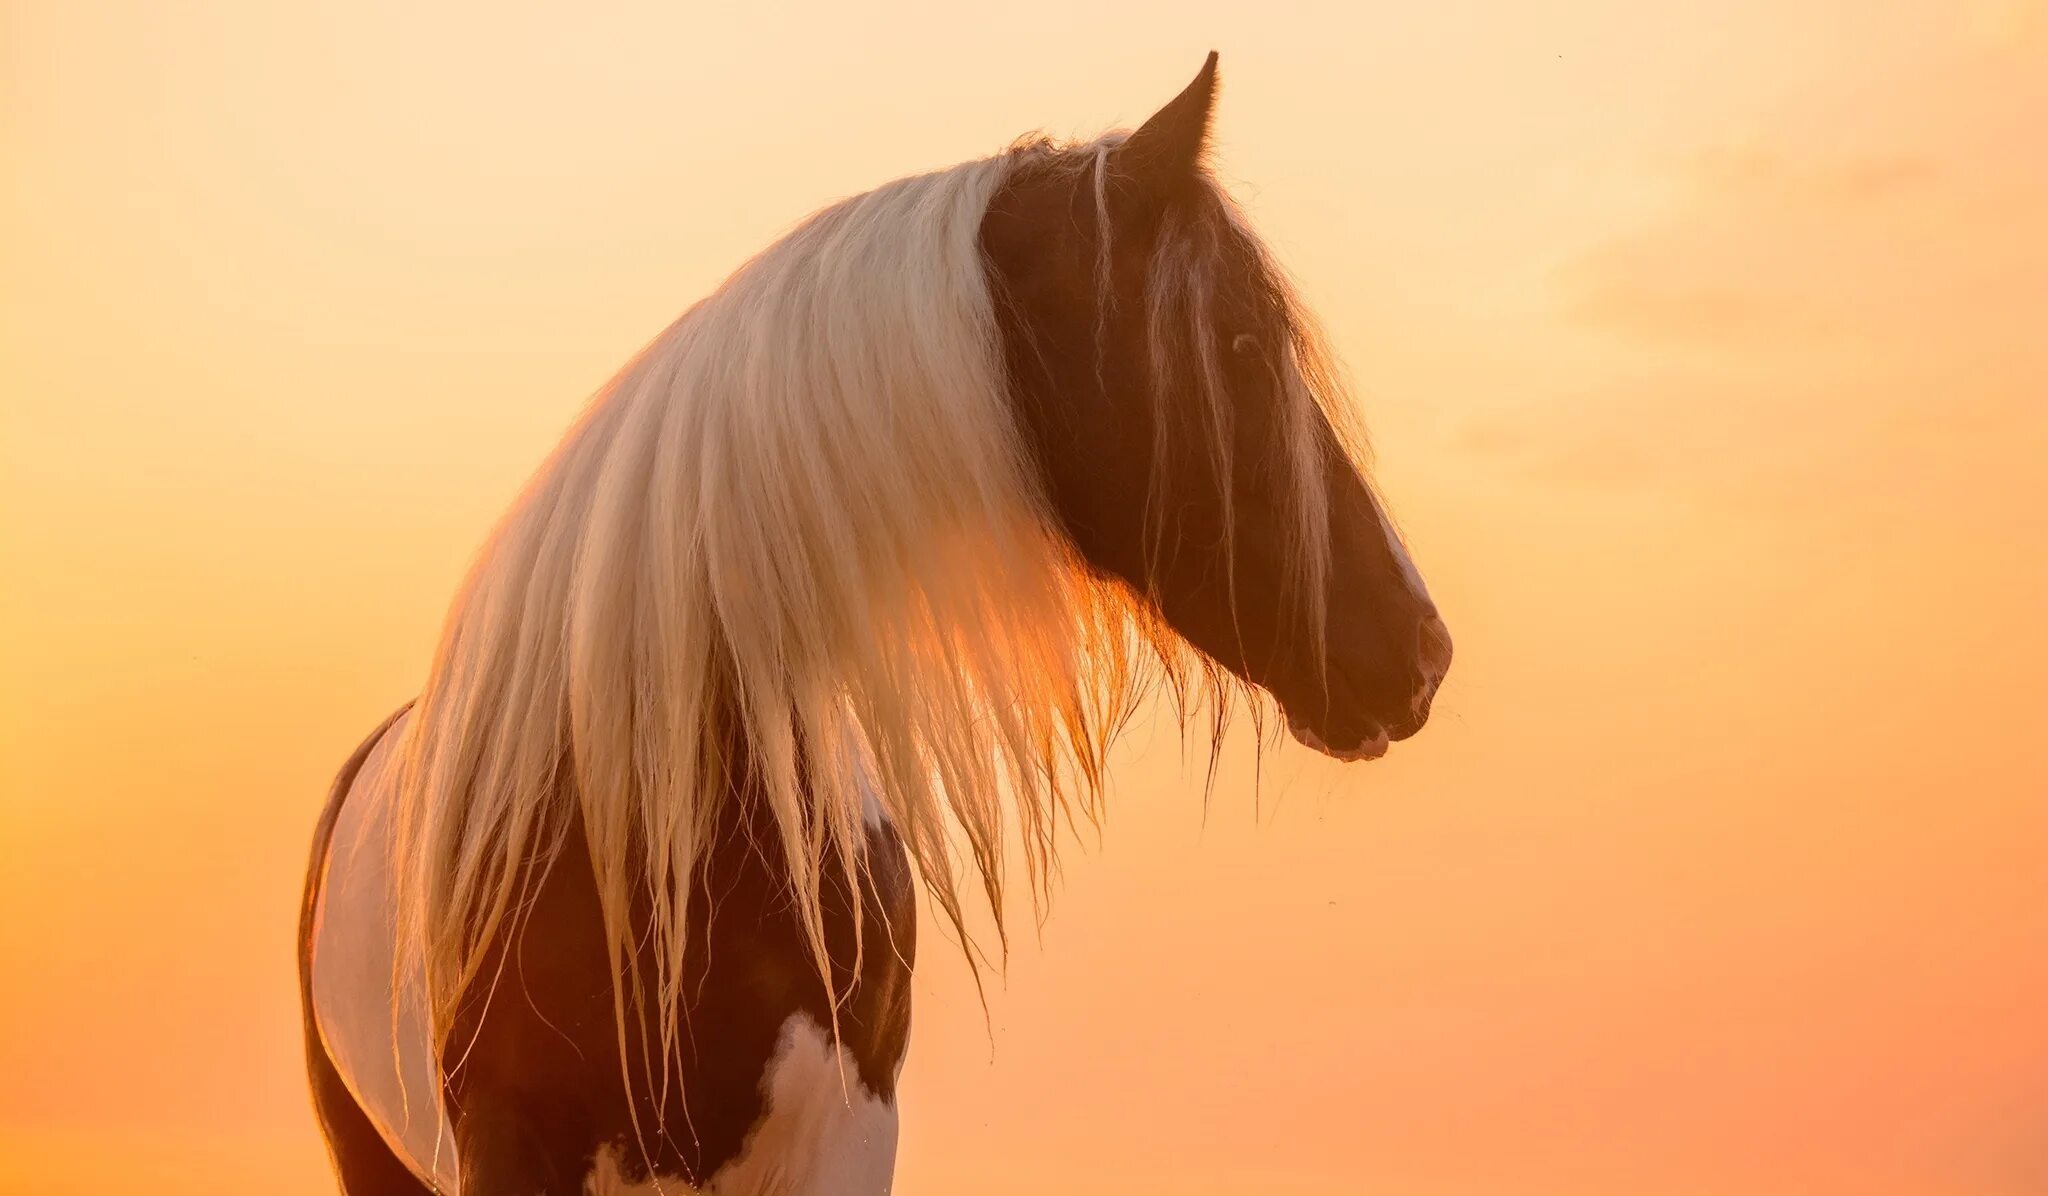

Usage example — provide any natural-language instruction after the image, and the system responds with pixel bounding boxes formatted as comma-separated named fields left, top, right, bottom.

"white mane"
left=383, top=135, right=1350, bottom=1111
left=387, top=146, right=1137, bottom=1097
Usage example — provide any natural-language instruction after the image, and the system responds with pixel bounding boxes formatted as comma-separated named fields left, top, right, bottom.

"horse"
left=298, top=53, right=1452, bottom=1196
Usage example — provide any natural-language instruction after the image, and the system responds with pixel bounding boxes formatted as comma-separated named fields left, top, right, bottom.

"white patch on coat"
left=308, top=710, right=462, bottom=1193
left=859, top=768, right=888, bottom=832
left=582, top=1016, right=900, bottom=1196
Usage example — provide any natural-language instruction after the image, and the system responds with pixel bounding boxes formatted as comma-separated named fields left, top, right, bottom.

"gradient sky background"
left=3, top=2, right=2045, bottom=1193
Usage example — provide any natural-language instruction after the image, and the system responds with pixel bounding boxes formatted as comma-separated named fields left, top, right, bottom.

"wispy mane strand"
left=381, top=133, right=1353, bottom=1129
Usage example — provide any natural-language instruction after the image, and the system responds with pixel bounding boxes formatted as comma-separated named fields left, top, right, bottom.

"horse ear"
left=1112, top=52, right=1220, bottom=201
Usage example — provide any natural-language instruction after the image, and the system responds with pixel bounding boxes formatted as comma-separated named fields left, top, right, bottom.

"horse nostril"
left=1417, top=613, right=1453, bottom=689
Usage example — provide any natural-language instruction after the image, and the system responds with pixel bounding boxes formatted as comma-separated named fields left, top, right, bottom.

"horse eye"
left=1230, top=333, right=1258, bottom=356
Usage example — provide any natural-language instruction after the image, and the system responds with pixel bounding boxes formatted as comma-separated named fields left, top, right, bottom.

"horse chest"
left=580, top=1016, right=901, bottom=1195
left=307, top=717, right=917, bottom=1194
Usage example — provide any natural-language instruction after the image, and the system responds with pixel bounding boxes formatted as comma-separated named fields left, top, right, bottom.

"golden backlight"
left=2, top=2, right=2043, bottom=1193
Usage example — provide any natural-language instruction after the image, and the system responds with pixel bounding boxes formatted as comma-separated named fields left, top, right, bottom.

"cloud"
left=1553, top=147, right=1953, bottom=350
left=1459, top=45, right=2048, bottom=529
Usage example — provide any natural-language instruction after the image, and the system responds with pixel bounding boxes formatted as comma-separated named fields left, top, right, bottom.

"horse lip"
left=1284, top=709, right=1390, bottom=762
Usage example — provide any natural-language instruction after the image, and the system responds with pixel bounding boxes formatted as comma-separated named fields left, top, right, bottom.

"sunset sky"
left=3, top=2, right=2044, bottom=1194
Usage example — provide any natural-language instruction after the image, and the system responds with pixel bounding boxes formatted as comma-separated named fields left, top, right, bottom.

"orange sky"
left=3, top=2, right=2044, bottom=1194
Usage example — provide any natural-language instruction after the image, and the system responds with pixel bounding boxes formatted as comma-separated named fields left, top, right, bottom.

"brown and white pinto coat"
left=300, top=54, right=1447, bottom=1196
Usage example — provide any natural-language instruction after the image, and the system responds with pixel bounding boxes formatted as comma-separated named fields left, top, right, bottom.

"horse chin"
left=1283, top=709, right=1391, bottom=763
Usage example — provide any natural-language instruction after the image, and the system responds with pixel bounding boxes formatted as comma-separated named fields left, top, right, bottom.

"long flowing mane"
left=383, top=132, right=1356, bottom=1103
